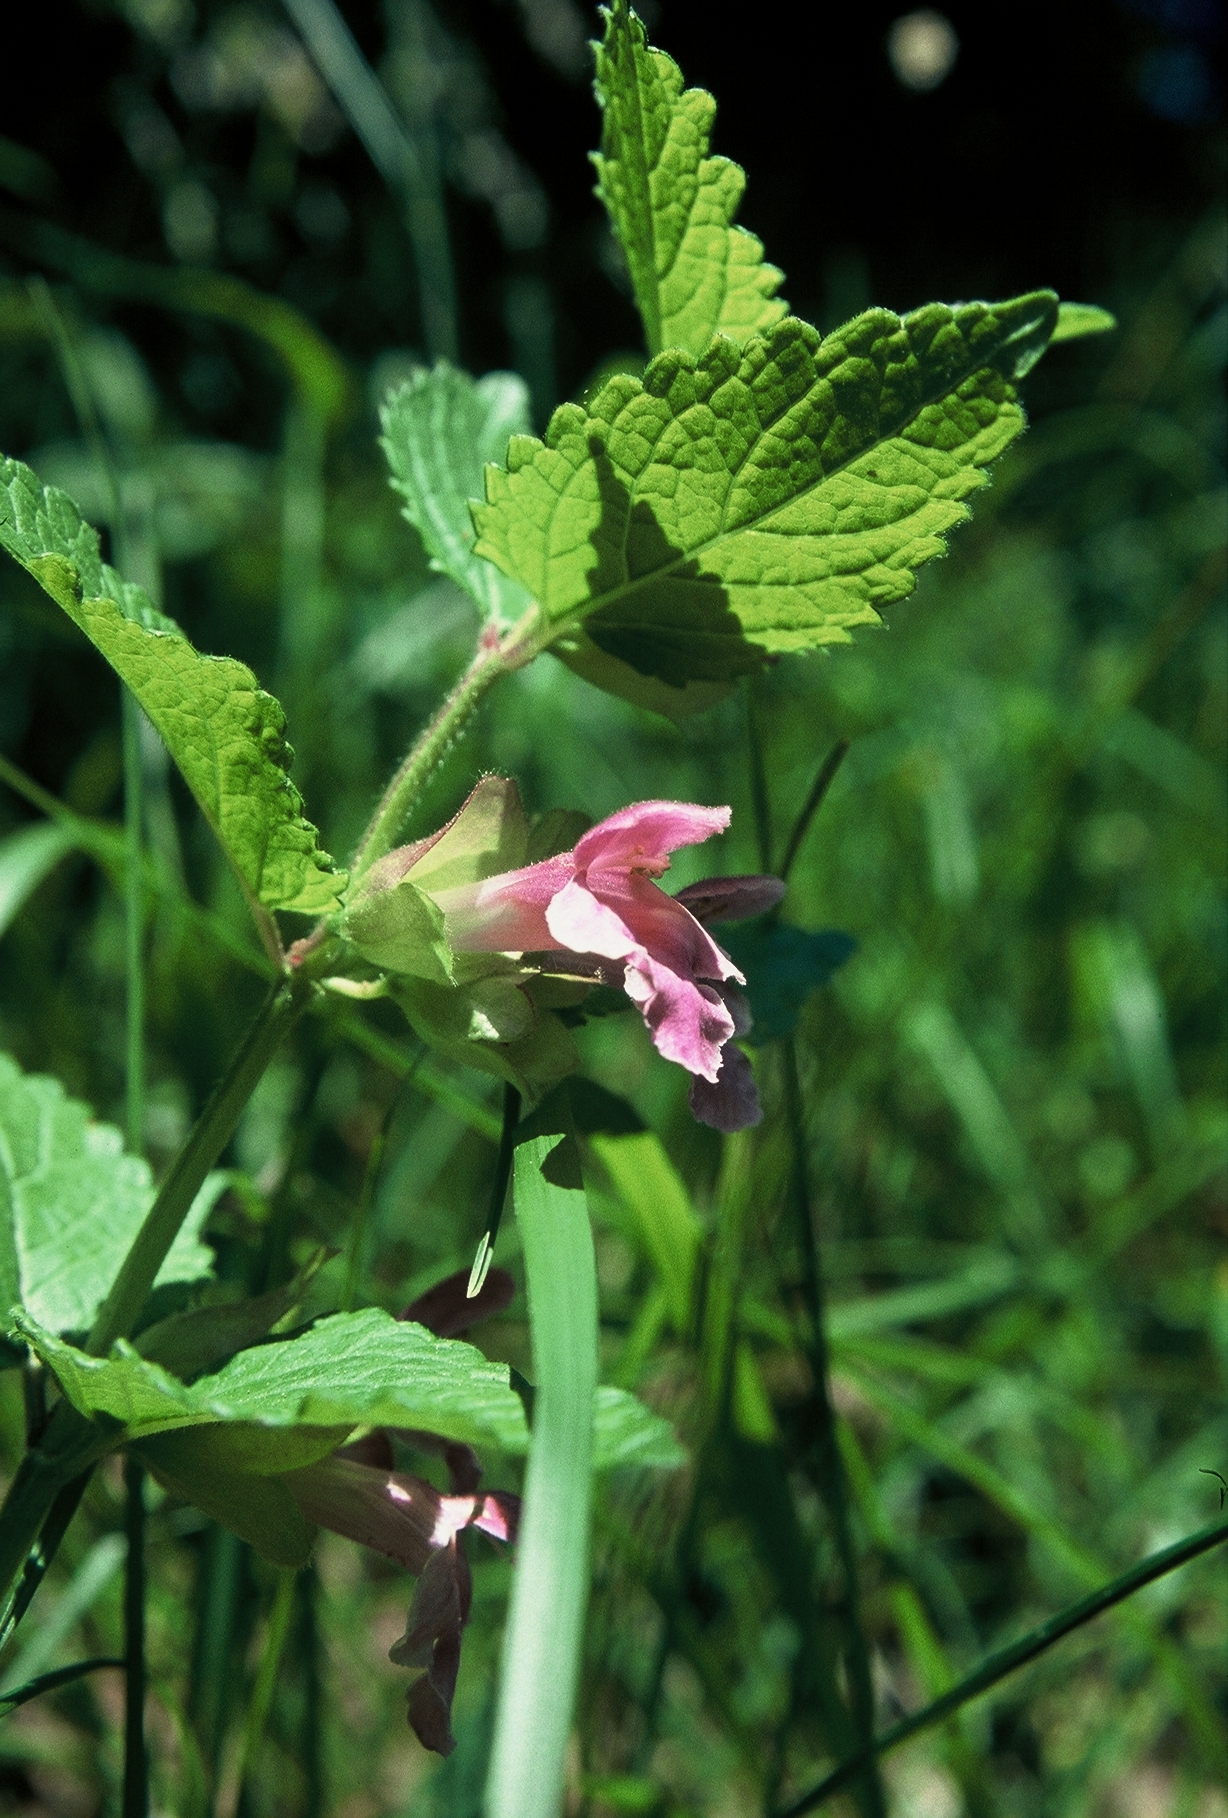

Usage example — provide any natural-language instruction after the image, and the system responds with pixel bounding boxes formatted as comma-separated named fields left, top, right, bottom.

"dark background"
left=1, top=0, right=1223, bottom=430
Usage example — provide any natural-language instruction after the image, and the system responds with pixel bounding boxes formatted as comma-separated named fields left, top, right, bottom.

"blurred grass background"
left=0, top=1, right=1224, bottom=1814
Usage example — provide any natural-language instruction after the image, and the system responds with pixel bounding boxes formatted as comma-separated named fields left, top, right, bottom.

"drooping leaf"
left=134, top=1427, right=317, bottom=1567
left=16, top=1305, right=531, bottom=1454
left=380, top=364, right=534, bottom=627
left=721, top=921, right=857, bottom=1042
left=0, top=1052, right=215, bottom=1337
left=592, top=0, right=787, bottom=358
left=0, top=456, right=342, bottom=915
left=473, top=296, right=1061, bottom=687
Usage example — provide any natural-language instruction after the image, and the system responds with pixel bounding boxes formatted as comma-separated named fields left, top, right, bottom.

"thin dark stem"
left=122, top=690, right=146, bottom=1157
left=746, top=677, right=774, bottom=874
left=0, top=1470, right=93, bottom=1657
left=777, top=741, right=851, bottom=884
left=87, top=979, right=311, bottom=1357
left=783, top=1038, right=885, bottom=1818
left=301, top=1566, right=323, bottom=1818
left=342, top=1088, right=400, bottom=1312
left=122, top=1457, right=148, bottom=1818
left=189, top=1524, right=243, bottom=1804
left=776, top=1517, right=1228, bottom=1817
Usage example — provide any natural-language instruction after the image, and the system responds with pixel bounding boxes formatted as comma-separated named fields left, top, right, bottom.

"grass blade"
left=777, top=1517, right=1228, bottom=1815
left=485, top=1132, right=597, bottom=1818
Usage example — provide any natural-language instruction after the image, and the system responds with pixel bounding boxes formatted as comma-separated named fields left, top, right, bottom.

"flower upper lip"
left=349, top=784, right=783, bottom=1130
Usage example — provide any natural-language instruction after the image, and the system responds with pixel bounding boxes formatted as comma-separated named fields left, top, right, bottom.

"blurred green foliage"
left=0, top=0, right=1224, bottom=1813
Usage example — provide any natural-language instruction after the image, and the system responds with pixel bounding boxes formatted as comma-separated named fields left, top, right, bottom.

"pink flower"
left=427, top=801, right=783, bottom=1131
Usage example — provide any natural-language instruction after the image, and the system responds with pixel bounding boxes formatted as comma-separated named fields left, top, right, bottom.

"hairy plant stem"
left=350, top=614, right=538, bottom=879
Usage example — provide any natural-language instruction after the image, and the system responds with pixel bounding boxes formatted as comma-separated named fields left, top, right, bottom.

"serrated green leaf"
left=592, top=1384, right=685, bottom=1471
left=0, top=1052, right=215, bottom=1336
left=1052, top=302, right=1117, bottom=343
left=17, top=1304, right=531, bottom=1454
left=380, top=363, right=534, bottom=627
left=0, top=456, right=342, bottom=915
left=473, top=296, right=1060, bottom=686
left=592, top=0, right=787, bottom=357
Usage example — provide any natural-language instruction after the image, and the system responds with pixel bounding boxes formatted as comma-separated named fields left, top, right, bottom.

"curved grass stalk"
left=777, top=1516, right=1228, bottom=1816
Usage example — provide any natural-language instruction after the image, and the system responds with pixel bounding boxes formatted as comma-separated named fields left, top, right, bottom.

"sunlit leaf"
left=473, top=295, right=1061, bottom=686
left=17, top=1304, right=530, bottom=1453
left=1051, top=302, right=1117, bottom=342
left=0, top=456, right=342, bottom=916
left=0, top=1052, right=214, bottom=1337
left=593, top=0, right=787, bottom=358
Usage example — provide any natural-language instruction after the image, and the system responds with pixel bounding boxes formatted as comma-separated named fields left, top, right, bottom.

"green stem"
left=0, top=1418, right=112, bottom=1644
left=783, top=1038, right=885, bottom=1818
left=87, top=979, right=311, bottom=1357
left=0, top=982, right=309, bottom=1638
left=122, top=1457, right=148, bottom=1818
left=746, top=677, right=773, bottom=874
left=777, top=740, right=850, bottom=885
left=232, top=1570, right=297, bottom=1812
left=123, top=690, right=145, bottom=1155
left=351, top=640, right=510, bottom=879
left=485, top=1134, right=597, bottom=1818
left=341, top=1094, right=395, bottom=1313
left=776, top=1517, right=1228, bottom=1817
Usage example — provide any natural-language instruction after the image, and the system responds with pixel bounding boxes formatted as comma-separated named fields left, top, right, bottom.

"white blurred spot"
left=888, top=10, right=960, bottom=91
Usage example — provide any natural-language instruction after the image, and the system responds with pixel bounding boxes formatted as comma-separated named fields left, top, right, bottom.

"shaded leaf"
left=721, top=921, right=856, bottom=1042
left=0, top=1052, right=215, bottom=1336
left=473, top=297, right=1060, bottom=687
left=135, top=1427, right=317, bottom=1567
left=0, top=456, right=342, bottom=915
left=592, top=0, right=787, bottom=357
left=381, top=364, right=533, bottom=627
